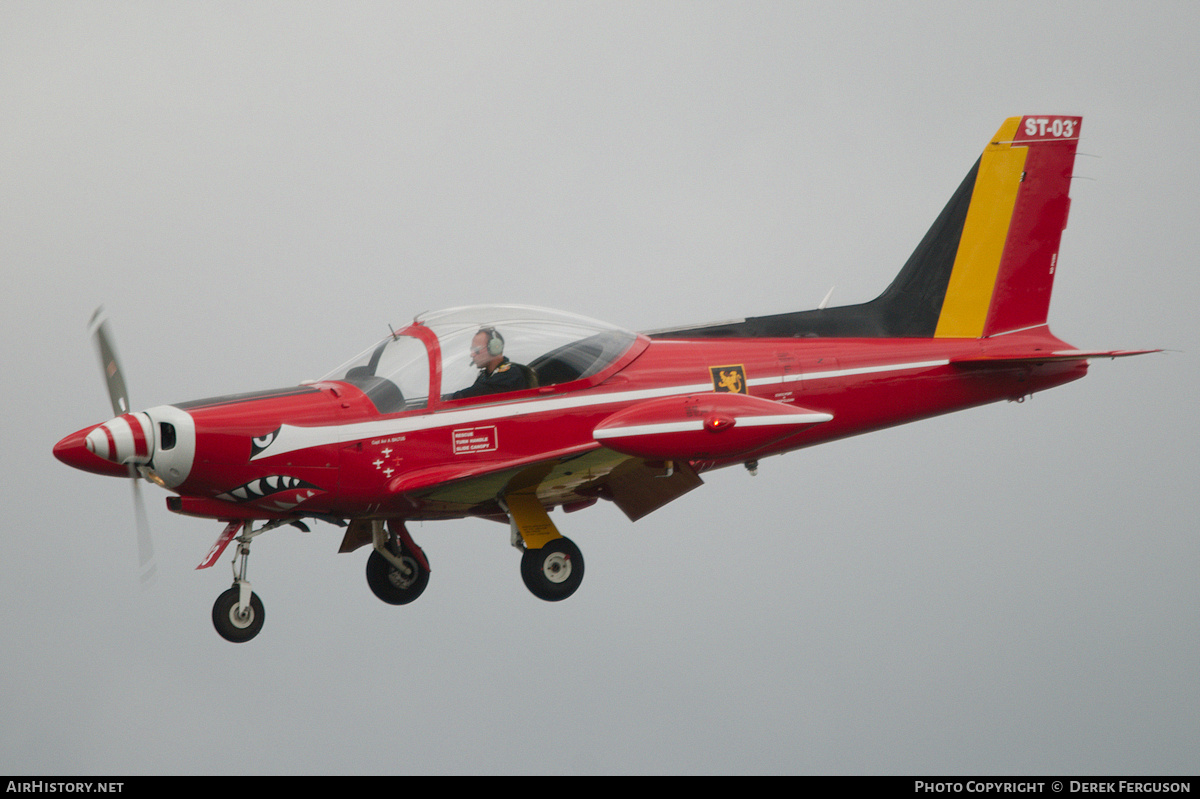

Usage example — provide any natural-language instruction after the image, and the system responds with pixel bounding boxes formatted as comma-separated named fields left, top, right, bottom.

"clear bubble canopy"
left=322, top=305, right=641, bottom=413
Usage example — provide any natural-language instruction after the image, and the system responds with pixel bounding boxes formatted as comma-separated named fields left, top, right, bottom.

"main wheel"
left=366, top=547, right=430, bottom=605
left=212, top=585, right=265, bottom=643
left=520, top=536, right=584, bottom=601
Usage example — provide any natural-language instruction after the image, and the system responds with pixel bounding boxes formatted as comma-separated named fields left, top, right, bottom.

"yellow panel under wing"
left=934, top=117, right=1028, bottom=338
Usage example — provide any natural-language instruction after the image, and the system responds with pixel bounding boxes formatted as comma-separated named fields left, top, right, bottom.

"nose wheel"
left=212, top=584, right=265, bottom=643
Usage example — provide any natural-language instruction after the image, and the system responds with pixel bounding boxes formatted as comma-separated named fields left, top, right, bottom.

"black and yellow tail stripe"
left=934, top=117, right=1027, bottom=338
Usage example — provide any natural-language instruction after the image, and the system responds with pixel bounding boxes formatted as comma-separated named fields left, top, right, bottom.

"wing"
left=388, top=392, right=831, bottom=526
left=391, top=443, right=704, bottom=525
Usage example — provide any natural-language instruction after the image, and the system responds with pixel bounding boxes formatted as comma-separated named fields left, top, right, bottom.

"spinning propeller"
left=89, top=307, right=156, bottom=585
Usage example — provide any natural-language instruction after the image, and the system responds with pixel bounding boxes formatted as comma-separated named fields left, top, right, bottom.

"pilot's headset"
left=479, top=327, right=504, bottom=357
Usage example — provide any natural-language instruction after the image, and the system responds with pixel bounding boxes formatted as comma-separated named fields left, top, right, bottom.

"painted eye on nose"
left=251, top=428, right=279, bottom=457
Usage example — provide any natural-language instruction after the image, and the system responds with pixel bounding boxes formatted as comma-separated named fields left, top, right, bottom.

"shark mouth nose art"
left=215, top=475, right=323, bottom=512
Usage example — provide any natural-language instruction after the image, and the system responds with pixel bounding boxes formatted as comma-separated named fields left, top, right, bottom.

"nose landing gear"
left=206, top=519, right=297, bottom=643
left=211, top=536, right=265, bottom=643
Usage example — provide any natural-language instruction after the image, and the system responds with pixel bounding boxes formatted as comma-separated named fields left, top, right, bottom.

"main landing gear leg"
left=503, top=492, right=584, bottom=602
left=365, top=519, right=430, bottom=605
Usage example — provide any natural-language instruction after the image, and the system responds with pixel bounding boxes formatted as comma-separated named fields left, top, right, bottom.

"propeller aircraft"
left=54, top=115, right=1156, bottom=642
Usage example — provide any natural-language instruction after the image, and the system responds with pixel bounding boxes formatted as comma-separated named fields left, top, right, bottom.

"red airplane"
left=55, top=115, right=1155, bottom=642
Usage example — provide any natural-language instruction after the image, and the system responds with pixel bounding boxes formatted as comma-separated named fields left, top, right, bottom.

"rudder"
left=933, top=115, right=1081, bottom=338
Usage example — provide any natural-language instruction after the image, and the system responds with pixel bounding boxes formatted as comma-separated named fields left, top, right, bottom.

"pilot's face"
left=469, top=332, right=492, bottom=368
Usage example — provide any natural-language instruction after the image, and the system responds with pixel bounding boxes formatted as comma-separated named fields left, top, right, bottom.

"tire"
left=212, top=585, right=265, bottom=643
left=366, top=547, right=430, bottom=605
left=520, top=536, right=584, bottom=602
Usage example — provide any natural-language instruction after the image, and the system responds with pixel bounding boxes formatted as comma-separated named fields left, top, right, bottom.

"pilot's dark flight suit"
left=451, top=358, right=531, bottom=399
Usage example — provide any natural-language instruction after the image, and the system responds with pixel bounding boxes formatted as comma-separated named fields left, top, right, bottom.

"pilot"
left=450, top=327, right=533, bottom=399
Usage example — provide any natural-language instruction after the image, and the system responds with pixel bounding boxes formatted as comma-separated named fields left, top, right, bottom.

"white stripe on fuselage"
left=593, top=412, right=835, bottom=441
left=251, top=358, right=949, bottom=461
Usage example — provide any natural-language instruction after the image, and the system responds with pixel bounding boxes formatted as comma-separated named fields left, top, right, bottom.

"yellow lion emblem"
left=709, top=365, right=747, bottom=394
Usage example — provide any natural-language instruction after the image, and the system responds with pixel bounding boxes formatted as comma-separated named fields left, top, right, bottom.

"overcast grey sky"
left=3, top=1, right=1196, bottom=775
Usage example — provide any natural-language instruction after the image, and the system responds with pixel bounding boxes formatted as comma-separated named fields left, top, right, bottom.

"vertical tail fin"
left=647, top=116, right=1083, bottom=342
left=932, top=116, right=1081, bottom=338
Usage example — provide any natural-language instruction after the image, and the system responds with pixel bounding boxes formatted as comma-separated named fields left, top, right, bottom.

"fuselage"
left=54, top=320, right=1088, bottom=525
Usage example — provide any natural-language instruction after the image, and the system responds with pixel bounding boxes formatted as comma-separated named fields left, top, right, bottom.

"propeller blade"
left=90, top=307, right=156, bottom=583
left=89, top=307, right=130, bottom=417
left=131, top=469, right=157, bottom=585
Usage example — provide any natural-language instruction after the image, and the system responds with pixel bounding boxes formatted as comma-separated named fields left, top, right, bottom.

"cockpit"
left=321, top=305, right=645, bottom=414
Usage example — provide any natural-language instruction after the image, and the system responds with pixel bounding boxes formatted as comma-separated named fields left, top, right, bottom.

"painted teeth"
left=216, top=476, right=315, bottom=503
left=264, top=490, right=318, bottom=512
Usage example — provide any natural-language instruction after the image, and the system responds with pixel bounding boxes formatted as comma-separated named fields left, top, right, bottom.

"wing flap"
left=595, top=458, right=704, bottom=522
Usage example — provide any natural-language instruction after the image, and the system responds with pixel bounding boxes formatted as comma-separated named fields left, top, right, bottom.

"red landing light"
left=704, top=414, right=735, bottom=432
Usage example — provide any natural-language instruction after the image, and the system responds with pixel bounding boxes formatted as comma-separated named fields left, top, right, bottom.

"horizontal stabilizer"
left=952, top=348, right=1161, bottom=367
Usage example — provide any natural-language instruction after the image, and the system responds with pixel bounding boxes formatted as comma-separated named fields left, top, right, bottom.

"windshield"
left=323, top=305, right=640, bottom=412
left=321, top=333, right=431, bottom=413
